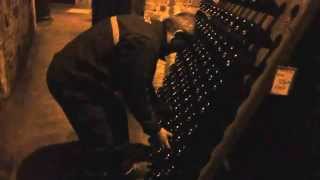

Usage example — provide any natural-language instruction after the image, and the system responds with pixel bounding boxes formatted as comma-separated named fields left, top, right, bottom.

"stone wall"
left=0, top=0, right=35, bottom=100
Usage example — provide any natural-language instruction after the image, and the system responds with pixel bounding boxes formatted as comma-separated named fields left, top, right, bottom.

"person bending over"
left=46, top=12, right=195, bottom=177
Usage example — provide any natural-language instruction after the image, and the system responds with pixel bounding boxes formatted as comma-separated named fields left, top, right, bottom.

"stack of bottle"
left=145, top=2, right=267, bottom=180
left=200, top=2, right=272, bottom=50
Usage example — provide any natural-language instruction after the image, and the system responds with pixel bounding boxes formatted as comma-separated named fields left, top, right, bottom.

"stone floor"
left=0, top=4, right=147, bottom=180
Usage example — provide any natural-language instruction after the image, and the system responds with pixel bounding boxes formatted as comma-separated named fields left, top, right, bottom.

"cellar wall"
left=0, top=0, right=35, bottom=102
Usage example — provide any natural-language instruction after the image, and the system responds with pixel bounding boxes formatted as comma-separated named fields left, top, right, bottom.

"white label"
left=270, top=66, right=297, bottom=96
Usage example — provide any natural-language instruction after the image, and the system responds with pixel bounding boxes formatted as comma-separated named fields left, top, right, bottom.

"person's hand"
left=157, top=128, right=173, bottom=149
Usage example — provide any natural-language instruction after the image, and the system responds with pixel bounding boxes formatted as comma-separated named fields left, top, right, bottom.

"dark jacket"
left=47, top=14, right=167, bottom=135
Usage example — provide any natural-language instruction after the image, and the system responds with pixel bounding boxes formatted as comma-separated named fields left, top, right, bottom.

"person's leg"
left=131, top=0, right=145, bottom=16
left=91, top=0, right=133, bottom=25
left=91, top=0, right=101, bottom=25
left=46, top=79, right=119, bottom=168
left=116, top=0, right=131, bottom=14
left=101, top=93, right=153, bottom=171
left=92, top=0, right=115, bottom=25
left=35, top=0, right=52, bottom=22
left=105, top=94, right=129, bottom=147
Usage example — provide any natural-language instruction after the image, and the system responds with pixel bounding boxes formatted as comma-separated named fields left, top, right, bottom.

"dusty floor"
left=0, top=4, right=147, bottom=180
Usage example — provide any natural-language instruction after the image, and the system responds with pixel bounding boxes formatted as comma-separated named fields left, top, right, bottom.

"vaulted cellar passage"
left=0, top=2, right=150, bottom=180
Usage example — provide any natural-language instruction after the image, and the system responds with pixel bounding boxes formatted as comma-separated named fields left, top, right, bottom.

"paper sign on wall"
left=270, top=66, right=297, bottom=96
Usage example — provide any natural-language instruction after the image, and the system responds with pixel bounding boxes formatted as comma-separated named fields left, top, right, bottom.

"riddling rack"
left=146, top=0, right=319, bottom=180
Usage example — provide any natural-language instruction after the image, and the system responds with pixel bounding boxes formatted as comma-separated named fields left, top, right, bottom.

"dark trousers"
left=47, top=80, right=129, bottom=149
left=131, top=0, right=146, bottom=16
left=46, top=78, right=131, bottom=172
left=35, top=0, right=51, bottom=21
left=91, top=0, right=131, bottom=25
